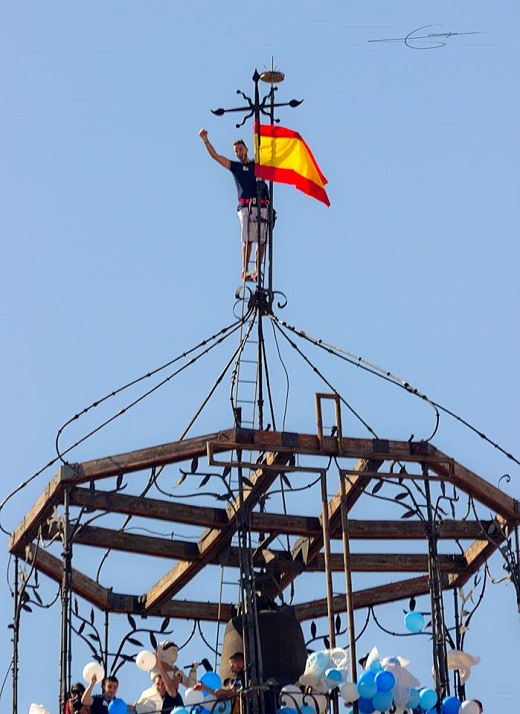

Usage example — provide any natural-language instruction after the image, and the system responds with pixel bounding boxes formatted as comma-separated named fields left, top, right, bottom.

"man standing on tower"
left=198, top=128, right=269, bottom=282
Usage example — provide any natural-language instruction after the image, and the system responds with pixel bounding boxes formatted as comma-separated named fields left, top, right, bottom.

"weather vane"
left=211, top=62, right=302, bottom=129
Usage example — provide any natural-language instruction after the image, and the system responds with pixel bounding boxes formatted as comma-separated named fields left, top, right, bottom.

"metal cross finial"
left=211, top=67, right=302, bottom=128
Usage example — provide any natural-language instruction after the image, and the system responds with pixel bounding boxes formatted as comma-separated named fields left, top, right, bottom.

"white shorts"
left=238, top=206, right=268, bottom=244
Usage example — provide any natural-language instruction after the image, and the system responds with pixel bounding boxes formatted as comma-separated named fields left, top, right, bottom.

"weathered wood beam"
left=69, top=487, right=227, bottom=529
left=67, top=489, right=494, bottom=541
left=60, top=429, right=236, bottom=484
left=23, top=543, right=110, bottom=610
left=9, top=473, right=64, bottom=555
left=447, top=516, right=511, bottom=589
left=293, top=575, right=445, bottom=620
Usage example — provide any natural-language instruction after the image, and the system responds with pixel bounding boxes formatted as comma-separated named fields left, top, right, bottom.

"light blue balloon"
left=173, top=708, right=189, bottom=714
left=375, top=670, right=395, bottom=693
left=201, top=671, right=222, bottom=693
left=325, top=668, right=343, bottom=684
left=372, top=690, right=393, bottom=712
left=108, top=699, right=127, bottom=714
left=406, top=688, right=420, bottom=709
left=419, top=688, right=438, bottom=711
left=357, top=672, right=377, bottom=700
left=441, top=695, right=462, bottom=714
left=404, top=611, right=425, bottom=633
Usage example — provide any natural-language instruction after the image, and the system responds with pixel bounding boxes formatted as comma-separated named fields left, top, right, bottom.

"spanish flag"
left=254, top=123, right=330, bottom=206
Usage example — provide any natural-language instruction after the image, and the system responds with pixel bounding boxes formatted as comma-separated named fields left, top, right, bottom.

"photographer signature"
left=368, top=24, right=484, bottom=50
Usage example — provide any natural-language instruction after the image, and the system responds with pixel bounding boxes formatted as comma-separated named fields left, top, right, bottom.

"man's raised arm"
left=199, top=128, right=231, bottom=169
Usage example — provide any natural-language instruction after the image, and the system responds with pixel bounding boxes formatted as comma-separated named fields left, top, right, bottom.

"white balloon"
left=29, top=705, right=51, bottom=714
left=305, top=692, right=328, bottom=713
left=136, top=650, right=157, bottom=671
left=460, top=702, right=480, bottom=714
left=340, top=682, right=360, bottom=703
left=280, top=684, right=304, bottom=708
left=82, top=661, right=105, bottom=684
left=184, top=687, right=205, bottom=705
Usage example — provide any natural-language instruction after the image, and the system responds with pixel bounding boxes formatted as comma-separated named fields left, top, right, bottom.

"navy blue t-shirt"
left=229, top=160, right=257, bottom=200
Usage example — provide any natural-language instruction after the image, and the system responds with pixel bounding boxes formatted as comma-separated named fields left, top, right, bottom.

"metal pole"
left=320, top=470, right=339, bottom=714
left=339, top=472, right=358, bottom=686
left=60, top=486, right=72, bottom=711
left=12, top=556, right=19, bottom=714
left=424, top=477, right=449, bottom=701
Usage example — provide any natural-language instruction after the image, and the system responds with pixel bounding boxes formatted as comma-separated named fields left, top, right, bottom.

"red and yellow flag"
left=254, top=123, right=330, bottom=206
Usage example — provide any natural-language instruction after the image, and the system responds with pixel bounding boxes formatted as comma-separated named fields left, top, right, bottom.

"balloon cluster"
left=340, top=647, right=424, bottom=714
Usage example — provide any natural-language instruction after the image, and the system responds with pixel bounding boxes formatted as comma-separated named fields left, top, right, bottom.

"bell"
left=220, top=607, right=307, bottom=686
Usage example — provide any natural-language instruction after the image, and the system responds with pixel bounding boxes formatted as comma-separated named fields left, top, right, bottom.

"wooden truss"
left=10, top=399, right=519, bottom=625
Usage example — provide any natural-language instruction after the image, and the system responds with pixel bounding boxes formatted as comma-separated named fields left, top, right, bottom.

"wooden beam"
left=69, top=487, right=228, bottom=529
left=293, top=575, right=444, bottom=620
left=60, top=429, right=236, bottom=484
left=23, top=543, right=110, bottom=610
left=68, top=525, right=200, bottom=560
left=9, top=473, right=64, bottom=555
left=68, top=488, right=493, bottom=542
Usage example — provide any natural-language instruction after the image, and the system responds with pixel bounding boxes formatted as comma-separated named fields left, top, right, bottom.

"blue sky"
left=1, top=2, right=519, bottom=713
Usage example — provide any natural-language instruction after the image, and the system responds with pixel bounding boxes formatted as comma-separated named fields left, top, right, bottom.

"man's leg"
left=242, top=240, right=253, bottom=277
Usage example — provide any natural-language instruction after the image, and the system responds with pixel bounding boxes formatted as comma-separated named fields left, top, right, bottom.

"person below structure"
left=199, top=128, right=270, bottom=283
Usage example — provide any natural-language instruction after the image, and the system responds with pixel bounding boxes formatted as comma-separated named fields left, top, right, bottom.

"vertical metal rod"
left=60, top=486, right=72, bottom=711
left=452, top=588, right=464, bottom=701
left=424, top=478, right=449, bottom=700
left=12, top=556, right=19, bottom=714
left=104, top=611, right=110, bottom=674
left=267, top=85, right=275, bottom=293
left=320, top=469, right=338, bottom=714
left=339, top=473, right=357, bottom=685
left=320, top=471, right=335, bottom=648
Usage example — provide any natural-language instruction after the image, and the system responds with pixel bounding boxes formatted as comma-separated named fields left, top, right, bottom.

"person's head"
left=228, top=652, right=244, bottom=674
left=69, top=683, right=85, bottom=711
left=101, top=676, right=119, bottom=701
left=233, top=139, right=248, bottom=163
left=154, top=674, right=167, bottom=697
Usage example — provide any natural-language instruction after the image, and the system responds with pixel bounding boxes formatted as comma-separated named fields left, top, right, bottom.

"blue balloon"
left=375, top=670, right=395, bottom=693
left=358, top=698, right=376, bottom=714
left=357, top=672, right=377, bottom=700
left=404, top=611, right=425, bottom=633
left=325, top=668, right=343, bottom=684
left=419, top=688, right=438, bottom=711
left=201, top=671, right=222, bottom=693
left=373, top=691, right=393, bottom=712
left=300, top=706, right=316, bottom=714
left=406, top=689, right=420, bottom=709
left=441, top=696, right=462, bottom=714
left=108, top=699, right=127, bottom=714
